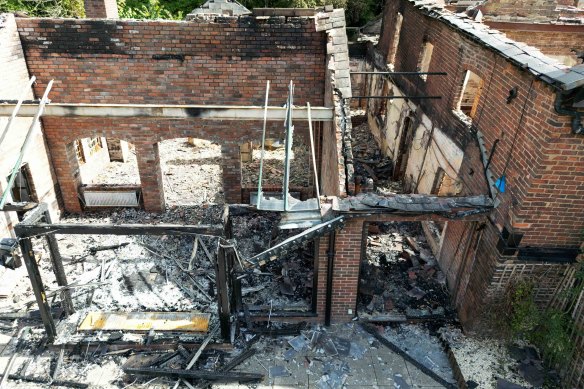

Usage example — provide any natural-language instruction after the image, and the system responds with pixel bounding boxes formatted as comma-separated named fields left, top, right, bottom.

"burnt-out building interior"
left=0, top=0, right=583, bottom=387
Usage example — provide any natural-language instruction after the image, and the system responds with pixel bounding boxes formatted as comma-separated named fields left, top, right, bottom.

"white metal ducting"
left=83, top=191, right=140, bottom=207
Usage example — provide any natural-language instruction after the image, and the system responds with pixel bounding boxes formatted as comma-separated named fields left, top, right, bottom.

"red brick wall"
left=315, top=218, right=365, bottom=322
left=16, top=18, right=325, bottom=106
left=378, top=0, right=584, bottom=249
left=480, top=0, right=558, bottom=19
left=16, top=17, right=327, bottom=212
left=84, top=0, right=119, bottom=18
left=485, top=25, right=584, bottom=66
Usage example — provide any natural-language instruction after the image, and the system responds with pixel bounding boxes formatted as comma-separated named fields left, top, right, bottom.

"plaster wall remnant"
left=0, top=14, right=60, bottom=238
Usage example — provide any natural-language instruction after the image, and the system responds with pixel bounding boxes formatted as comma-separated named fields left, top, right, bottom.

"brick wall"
left=16, top=16, right=327, bottom=212
left=374, top=1, right=584, bottom=384
left=377, top=0, right=584, bottom=249
left=485, top=24, right=584, bottom=67
left=84, top=0, right=119, bottom=18
left=0, top=14, right=60, bottom=237
left=315, top=218, right=365, bottom=322
left=480, top=0, right=558, bottom=20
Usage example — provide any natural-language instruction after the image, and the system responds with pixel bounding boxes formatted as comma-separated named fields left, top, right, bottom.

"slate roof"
left=410, top=0, right=584, bottom=91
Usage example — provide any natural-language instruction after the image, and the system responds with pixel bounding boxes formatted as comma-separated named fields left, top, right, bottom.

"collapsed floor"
left=0, top=206, right=561, bottom=389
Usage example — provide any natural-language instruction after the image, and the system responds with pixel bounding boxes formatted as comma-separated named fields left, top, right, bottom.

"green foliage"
left=117, top=0, right=183, bottom=19
left=2, top=0, right=380, bottom=26
left=508, top=280, right=540, bottom=336
left=0, top=0, right=84, bottom=17
left=506, top=278, right=578, bottom=367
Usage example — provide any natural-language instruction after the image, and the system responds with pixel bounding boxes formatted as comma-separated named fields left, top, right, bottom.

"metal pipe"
left=484, top=138, right=500, bottom=173
left=306, top=102, right=321, bottom=203
left=325, top=230, right=336, bottom=327
left=0, top=80, right=53, bottom=210
left=256, top=81, right=270, bottom=208
left=554, top=91, right=583, bottom=135
left=351, top=96, right=442, bottom=99
left=350, top=71, right=447, bottom=75
left=0, top=76, right=36, bottom=150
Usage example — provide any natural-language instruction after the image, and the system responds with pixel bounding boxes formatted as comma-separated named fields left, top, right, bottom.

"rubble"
left=351, top=115, right=403, bottom=195
left=358, top=222, right=453, bottom=321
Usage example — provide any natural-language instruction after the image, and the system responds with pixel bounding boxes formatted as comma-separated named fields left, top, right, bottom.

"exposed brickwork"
left=485, top=25, right=584, bottom=66
left=378, top=0, right=584, bottom=248
left=15, top=16, right=327, bottom=212
left=315, top=218, right=364, bottom=322
left=0, top=14, right=60, bottom=236
left=17, top=18, right=325, bottom=106
left=84, top=0, right=119, bottom=18
left=373, top=1, right=584, bottom=385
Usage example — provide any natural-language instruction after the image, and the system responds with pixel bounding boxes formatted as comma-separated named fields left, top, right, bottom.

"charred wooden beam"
left=18, top=238, right=56, bottom=342
left=48, top=342, right=232, bottom=353
left=0, top=202, right=38, bottom=212
left=14, top=223, right=223, bottom=238
left=360, top=323, right=457, bottom=389
left=6, top=375, right=88, bottom=388
left=197, top=348, right=256, bottom=389
left=123, top=366, right=263, bottom=382
left=216, top=242, right=231, bottom=341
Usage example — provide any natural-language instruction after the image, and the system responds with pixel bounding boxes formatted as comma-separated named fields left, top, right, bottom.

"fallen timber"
left=123, top=367, right=263, bottom=383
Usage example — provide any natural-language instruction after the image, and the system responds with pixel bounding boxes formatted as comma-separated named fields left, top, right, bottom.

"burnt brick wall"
left=16, top=18, right=326, bottom=106
left=315, top=217, right=365, bottom=322
left=378, top=0, right=584, bottom=249
left=15, top=17, right=327, bottom=212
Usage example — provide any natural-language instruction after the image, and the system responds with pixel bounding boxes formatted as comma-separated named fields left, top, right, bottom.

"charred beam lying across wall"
left=14, top=223, right=224, bottom=239
left=123, top=366, right=263, bottom=382
left=515, top=247, right=580, bottom=263
left=0, top=103, right=334, bottom=121
left=335, top=193, right=494, bottom=220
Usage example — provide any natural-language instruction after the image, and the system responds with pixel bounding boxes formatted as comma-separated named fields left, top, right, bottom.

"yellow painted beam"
left=78, top=312, right=210, bottom=332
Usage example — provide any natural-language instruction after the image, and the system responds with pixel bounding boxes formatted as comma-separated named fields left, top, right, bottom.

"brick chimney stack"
left=84, top=0, right=119, bottom=18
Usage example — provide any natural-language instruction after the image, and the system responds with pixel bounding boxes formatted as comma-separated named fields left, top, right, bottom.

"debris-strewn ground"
left=91, top=138, right=225, bottom=206
left=359, top=222, right=452, bottom=320
left=241, top=141, right=311, bottom=188
left=232, top=213, right=314, bottom=310
left=351, top=114, right=403, bottom=195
